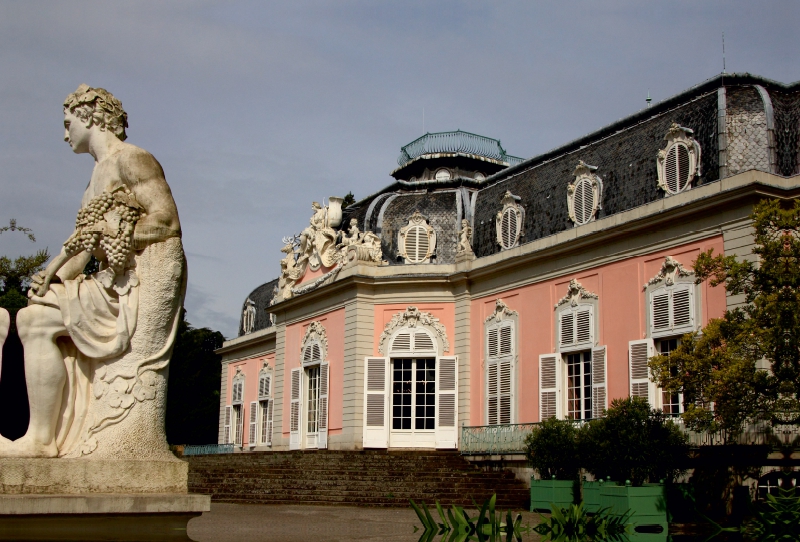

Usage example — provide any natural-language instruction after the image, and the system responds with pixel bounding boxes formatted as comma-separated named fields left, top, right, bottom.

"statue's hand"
left=29, top=271, right=52, bottom=298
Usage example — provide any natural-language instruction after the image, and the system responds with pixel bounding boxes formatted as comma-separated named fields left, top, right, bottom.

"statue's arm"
left=118, top=150, right=181, bottom=250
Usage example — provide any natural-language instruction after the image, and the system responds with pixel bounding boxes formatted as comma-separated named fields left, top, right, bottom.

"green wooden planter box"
left=582, top=479, right=618, bottom=513
left=530, top=477, right=575, bottom=512
left=599, top=481, right=667, bottom=531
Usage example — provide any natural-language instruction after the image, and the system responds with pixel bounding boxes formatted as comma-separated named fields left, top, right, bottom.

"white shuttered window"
left=248, top=401, right=258, bottom=447
left=318, top=362, right=329, bottom=449
left=558, top=306, right=594, bottom=351
left=650, top=284, right=694, bottom=338
left=486, top=321, right=514, bottom=425
left=223, top=405, right=232, bottom=444
left=591, top=346, right=607, bottom=419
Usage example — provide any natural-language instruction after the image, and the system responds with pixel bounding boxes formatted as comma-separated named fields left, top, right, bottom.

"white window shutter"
left=498, top=359, right=513, bottom=425
left=576, top=307, right=592, bottom=345
left=487, top=362, right=498, bottom=425
left=629, top=339, right=656, bottom=406
left=248, top=401, right=258, bottom=446
left=591, top=346, right=607, bottom=419
left=436, top=356, right=458, bottom=449
left=223, top=405, right=231, bottom=444
left=650, top=289, right=671, bottom=335
left=499, top=324, right=513, bottom=356
left=318, top=362, right=329, bottom=449
left=487, top=327, right=499, bottom=359
left=539, top=353, right=562, bottom=420
left=289, top=368, right=302, bottom=450
left=559, top=312, right=574, bottom=348
left=363, top=357, right=389, bottom=448
left=672, top=284, right=694, bottom=334
left=235, top=406, right=244, bottom=446
left=265, top=399, right=274, bottom=446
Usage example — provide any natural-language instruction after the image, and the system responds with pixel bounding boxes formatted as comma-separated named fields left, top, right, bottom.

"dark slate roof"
left=379, top=191, right=461, bottom=265
left=238, top=278, right=279, bottom=337
left=472, top=91, right=720, bottom=257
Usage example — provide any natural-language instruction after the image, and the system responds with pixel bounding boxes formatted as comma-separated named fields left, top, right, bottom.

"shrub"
left=577, top=397, right=689, bottom=486
left=524, top=417, right=579, bottom=480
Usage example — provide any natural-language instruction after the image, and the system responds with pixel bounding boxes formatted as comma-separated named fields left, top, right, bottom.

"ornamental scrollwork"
left=643, top=256, right=694, bottom=289
left=555, top=279, right=599, bottom=308
left=484, top=299, right=519, bottom=324
left=300, top=321, right=329, bottom=356
left=378, top=306, right=449, bottom=355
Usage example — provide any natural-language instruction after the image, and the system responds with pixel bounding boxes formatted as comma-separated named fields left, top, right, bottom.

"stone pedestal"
left=0, top=458, right=210, bottom=541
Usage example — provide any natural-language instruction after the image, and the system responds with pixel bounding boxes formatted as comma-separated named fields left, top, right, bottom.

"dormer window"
left=657, top=123, right=701, bottom=195
left=567, top=161, right=603, bottom=227
left=435, top=168, right=451, bottom=181
left=398, top=211, right=436, bottom=264
left=496, top=191, right=524, bottom=250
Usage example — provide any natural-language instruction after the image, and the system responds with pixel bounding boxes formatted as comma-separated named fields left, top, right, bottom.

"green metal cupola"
left=391, top=130, right=524, bottom=183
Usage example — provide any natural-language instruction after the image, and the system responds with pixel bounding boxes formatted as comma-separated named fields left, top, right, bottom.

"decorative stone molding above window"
left=301, top=321, right=328, bottom=365
left=554, top=278, right=599, bottom=309
left=484, top=299, right=519, bottom=324
left=567, top=161, right=603, bottom=227
left=496, top=191, right=524, bottom=250
left=378, top=306, right=449, bottom=355
left=643, top=256, right=695, bottom=289
left=657, top=123, right=702, bottom=196
left=398, top=211, right=437, bottom=264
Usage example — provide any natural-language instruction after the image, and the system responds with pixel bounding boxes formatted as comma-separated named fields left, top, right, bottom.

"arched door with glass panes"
left=363, top=325, right=457, bottom=449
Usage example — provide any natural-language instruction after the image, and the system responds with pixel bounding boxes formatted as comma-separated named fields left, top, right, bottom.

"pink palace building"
left=215, top=73, right=800, bottom=454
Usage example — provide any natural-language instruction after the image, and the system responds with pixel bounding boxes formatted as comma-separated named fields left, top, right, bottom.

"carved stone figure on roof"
left=298, top=198, right=344, bottom=270
left=458, top=219, right=473, bottom=254
left=0, top=85, right=186, bottom=460
left=278, top=241, right=303, bottom=300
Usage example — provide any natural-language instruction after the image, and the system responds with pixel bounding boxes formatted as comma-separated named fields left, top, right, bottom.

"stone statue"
left=0, top=85, right=186, bottom=459
left=458, top=219, right=474, bottom=254
left=338, top=218, right=363, bottom=249
left=242, top=298, right=256, bottom=335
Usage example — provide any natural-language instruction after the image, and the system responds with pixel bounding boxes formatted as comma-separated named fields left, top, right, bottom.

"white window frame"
left=398, top=210, right=436, bottom=264
left=567, top=161, right=603, bottom=227
left=256, top=366, right=273, bottom=447
left=296, top=322, right=330, bottom=450
left=495, top=190, right=524, bottom=250
left=556, top=303, right=596, bottom=353
left=656, top=123, right=701, bottom=196
left=230, top=370, right=245, bottom=447
left=648, top=282, right=696, bottom=339
left=363, top=323, right=458, bottom=450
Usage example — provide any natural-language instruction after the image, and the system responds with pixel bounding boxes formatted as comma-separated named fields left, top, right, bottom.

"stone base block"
left=0, top=458, right=188, bottom=494
left=0, top=493, right=210, bottom=541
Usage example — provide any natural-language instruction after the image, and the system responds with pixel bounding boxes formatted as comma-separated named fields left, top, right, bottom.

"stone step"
left=187, top=450, right=529, bottom=509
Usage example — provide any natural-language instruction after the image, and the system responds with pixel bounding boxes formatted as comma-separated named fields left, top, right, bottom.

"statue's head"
left=63, top=84, right=128, bottom=141
left=312, top=202, right=322, bottom=210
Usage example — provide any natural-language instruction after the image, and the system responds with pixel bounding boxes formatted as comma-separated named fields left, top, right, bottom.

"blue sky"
left=1, top=1, right=798, bottom=338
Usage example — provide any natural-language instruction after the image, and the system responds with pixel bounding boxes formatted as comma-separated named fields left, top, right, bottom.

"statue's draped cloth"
left=29, top=237, right=185, bottom=458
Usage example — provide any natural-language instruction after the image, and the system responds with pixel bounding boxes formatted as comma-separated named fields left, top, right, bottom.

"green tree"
left=342, top=191, right=356, bottom=208
left=577, top=397, right=689, bottom=486
left=165, top=310, right=224, bottom=445
left=524, top=417, right=580, bottom=480
left=649, top=199, right=799, bottom=435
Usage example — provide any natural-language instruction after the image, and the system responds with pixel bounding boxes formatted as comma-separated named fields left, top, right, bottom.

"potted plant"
left=577, top=397, right=689, bottom=530
left=524, top=417, right=579, bottom=511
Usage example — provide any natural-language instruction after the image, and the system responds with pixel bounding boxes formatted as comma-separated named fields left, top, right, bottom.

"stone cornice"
left=265, top=172, right=798, bottom=313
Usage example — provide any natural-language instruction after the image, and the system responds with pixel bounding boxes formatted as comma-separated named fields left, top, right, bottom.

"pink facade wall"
left=281, top=308, right=346, bottom=439
left=372, top=303, right=455, bottom=355
left=469, top=237, right=727, bottom=425
left=226, top=352, right=275, bottom=448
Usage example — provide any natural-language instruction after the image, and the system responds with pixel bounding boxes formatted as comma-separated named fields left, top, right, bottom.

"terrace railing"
left=398, top=130, right=525, bottom=168
left=460, top=423, right=538, bottom=456
left=460, top=418, right=800, bottom=456
left=183, top=444, right=235, bottom=456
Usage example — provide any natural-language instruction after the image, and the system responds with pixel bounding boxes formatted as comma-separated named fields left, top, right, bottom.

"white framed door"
left=389, top=357, right=436, bottom=448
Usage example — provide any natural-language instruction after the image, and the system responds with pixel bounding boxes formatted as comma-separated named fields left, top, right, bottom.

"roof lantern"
left=391, top=130, right=524, bottom=182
